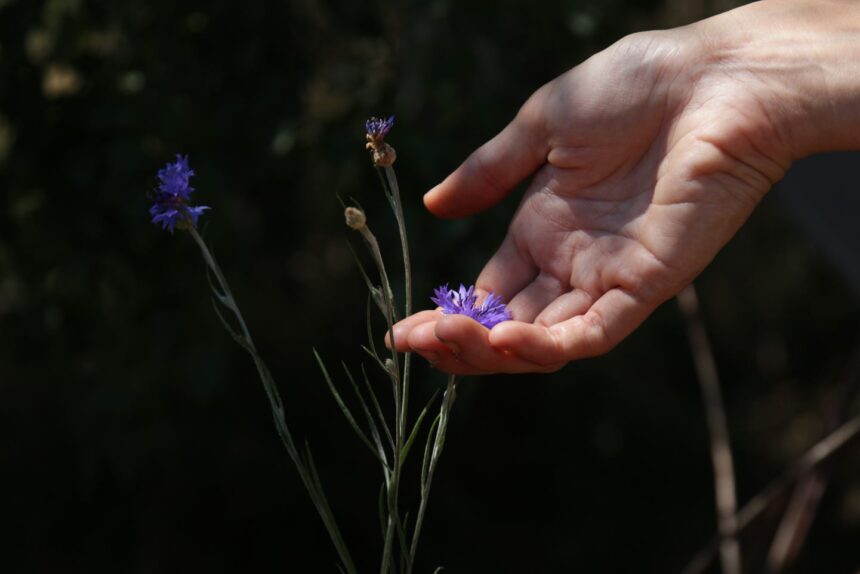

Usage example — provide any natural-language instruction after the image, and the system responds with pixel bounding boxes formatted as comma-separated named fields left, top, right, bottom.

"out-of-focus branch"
left=765, top=337, right=860, bottom=573
left=681, top=410, right=860, bottom=574
left=678, top=285, right=742, bottom=574
left=765, top=473, right=826, bottom=573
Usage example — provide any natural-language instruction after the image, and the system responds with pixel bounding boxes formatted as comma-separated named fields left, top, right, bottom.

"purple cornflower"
left=365, top=115, right=397, bottom=166
left=431, top=284, right=512, bottom=329
left=365, top=115, right=394, bottom=141
left=149, top=154, right=210, bottom=233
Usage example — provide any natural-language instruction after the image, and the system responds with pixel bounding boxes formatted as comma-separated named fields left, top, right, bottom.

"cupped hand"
left=391, top=14, right=798, bottom=375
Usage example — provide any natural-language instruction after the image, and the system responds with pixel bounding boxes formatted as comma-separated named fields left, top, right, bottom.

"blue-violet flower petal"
left=431, top=283, right=512, bottom=329
left=149, top=154, right=210, bottom=233
left=365, top=115, right=394, bottom=140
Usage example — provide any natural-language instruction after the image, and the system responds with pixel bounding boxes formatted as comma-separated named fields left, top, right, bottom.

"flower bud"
left=344, top=206, right=366, bottom=230
left=384, top=358, right=396, bottom=375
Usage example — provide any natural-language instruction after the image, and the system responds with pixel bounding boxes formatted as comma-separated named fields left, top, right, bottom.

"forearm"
left=698, top=0, right=860, bottom=159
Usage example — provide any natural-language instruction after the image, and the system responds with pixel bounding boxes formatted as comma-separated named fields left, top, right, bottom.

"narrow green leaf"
left=205, top=265, right=231, bottom=307
left=431, top=383, right=457, bottom=459
left=346, top=239, right=386, bottom=316
left=360, top=227, right=399, bottom=325
left=191, top=229, right=359, bottom=573
left=303, top=447, right=348, bottom=552
left=336, top=194, right=366, bottom=213
left=378, top=482, right=387, bottom=540
left=361, top=364, right=395, bottom=452
left=210, top=298, right=251, bottom=351
left=364, top=296, right=400, bottom=386
left=313, top=350, right=380, bottom=462
left=400, top=388, right=440, bottom=469
left=399, top=513, right=413, bottom=574
left=421, top=414, right=442, bottom=489
left=342, top=362, right=389, bottom=468
left=303, top=442, right=358, bottom=574
left=366, top=295, right=380, bottom=360
left=361, top=345, right=389, bottom=376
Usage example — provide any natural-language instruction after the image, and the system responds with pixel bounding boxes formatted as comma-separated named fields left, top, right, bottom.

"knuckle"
left=579, top=310, right=615, bottom=357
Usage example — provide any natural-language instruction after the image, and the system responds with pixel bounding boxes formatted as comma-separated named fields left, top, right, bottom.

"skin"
left=388, top=0, right=860, bottom=375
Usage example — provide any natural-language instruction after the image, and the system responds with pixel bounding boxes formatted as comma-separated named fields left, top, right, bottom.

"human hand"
left=390, top=0, right=860, bottom=375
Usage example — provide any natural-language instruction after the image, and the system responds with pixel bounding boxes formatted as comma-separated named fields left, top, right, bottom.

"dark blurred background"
left=1, top=0, right=858, bottom=572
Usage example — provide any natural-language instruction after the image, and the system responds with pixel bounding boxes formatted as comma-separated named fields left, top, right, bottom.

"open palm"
left=391, top=27, right=791, bottom=374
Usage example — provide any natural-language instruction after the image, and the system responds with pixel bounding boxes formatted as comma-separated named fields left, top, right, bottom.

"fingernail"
left=436, top=335, right=461, bottom=356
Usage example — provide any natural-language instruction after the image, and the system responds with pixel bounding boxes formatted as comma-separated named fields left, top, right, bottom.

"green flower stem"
left=407, top=375, right=457, bottom=574
left=377, top=165, right=412, bottom=319
left=355, top=220, right=408, bottom=574
left=189, top=227, right=357, bottom=574
left=377, top=166, right=413, bottom=443
left=356, top=224, right=401, bottom=382
left=372, top=164, right=418, bottom=574
left=352, top=221, right=409, bottom=572
left=380, top=164, right=417, bottom=572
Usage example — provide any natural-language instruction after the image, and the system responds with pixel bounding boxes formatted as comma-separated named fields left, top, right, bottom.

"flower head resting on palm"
left=431, top=284, right=511, bottom=329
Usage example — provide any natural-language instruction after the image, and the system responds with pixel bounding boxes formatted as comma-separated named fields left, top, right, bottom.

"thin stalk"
left=407, top=376, right=457, bottom=574
left=371, top=164, right=415, bottom=573
left=765, top=338, right=860, bottom=573
left=680, top=411, right=860, bottom=574
left=357, top=220, right=406, bottom=574
left=677, top=285, right=740, bottom=574
left=354, top=222, right=410, bottom=573
left=357, top=224, right=401, bottom=382
left=189, top=227, right=357, bottom=574
left=764, top=475, right=826, bottom=573
left=191, top=228, right=255, bottom=348
left=381, top=369, right=409, bottom=574
left=377, top=166, right=413, bottom=441
left=378, top=166, right=412, bottom=319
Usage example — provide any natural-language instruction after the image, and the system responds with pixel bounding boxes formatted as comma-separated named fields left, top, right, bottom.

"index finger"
left=423, top=84, right=552, bottom=219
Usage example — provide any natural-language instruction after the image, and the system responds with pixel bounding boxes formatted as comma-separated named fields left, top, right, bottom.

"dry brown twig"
left=678, top=285, right=742, bottom=574
left=681, top=410, right=860, bottom=574
left=765, top=338, right=860, bottom=573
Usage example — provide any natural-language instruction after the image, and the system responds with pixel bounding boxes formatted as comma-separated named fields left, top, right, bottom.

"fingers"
left=475, top=235, right=537, bottom=303
left=505, top=272, right=567, bottom=323
left=408, top=314, right=562, bottom=375
left=401, top=320, right=454, bottom=369
left=489, top=288, right=656, bottom=364
left=424, top=91, right=550, bottom=219
left=393, top=285, right=660, bottom=373
left=385, top=310, right=439, bottom=352
left=533, top=289, right=594, bottom=326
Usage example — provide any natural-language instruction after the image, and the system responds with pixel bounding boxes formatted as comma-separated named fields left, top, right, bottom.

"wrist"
left=698, top=0, right=860, bottom=160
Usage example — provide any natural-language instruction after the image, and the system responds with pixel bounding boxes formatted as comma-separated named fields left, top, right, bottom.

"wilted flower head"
left=431, top=284, right=512, bottom=329
left=365, top=115, right=397, bottom=167
left=149, top=154, right=210, bottom=233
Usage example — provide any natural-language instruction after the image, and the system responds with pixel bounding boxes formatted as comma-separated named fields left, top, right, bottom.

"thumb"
left=424, top=88, right=550, bottom=219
